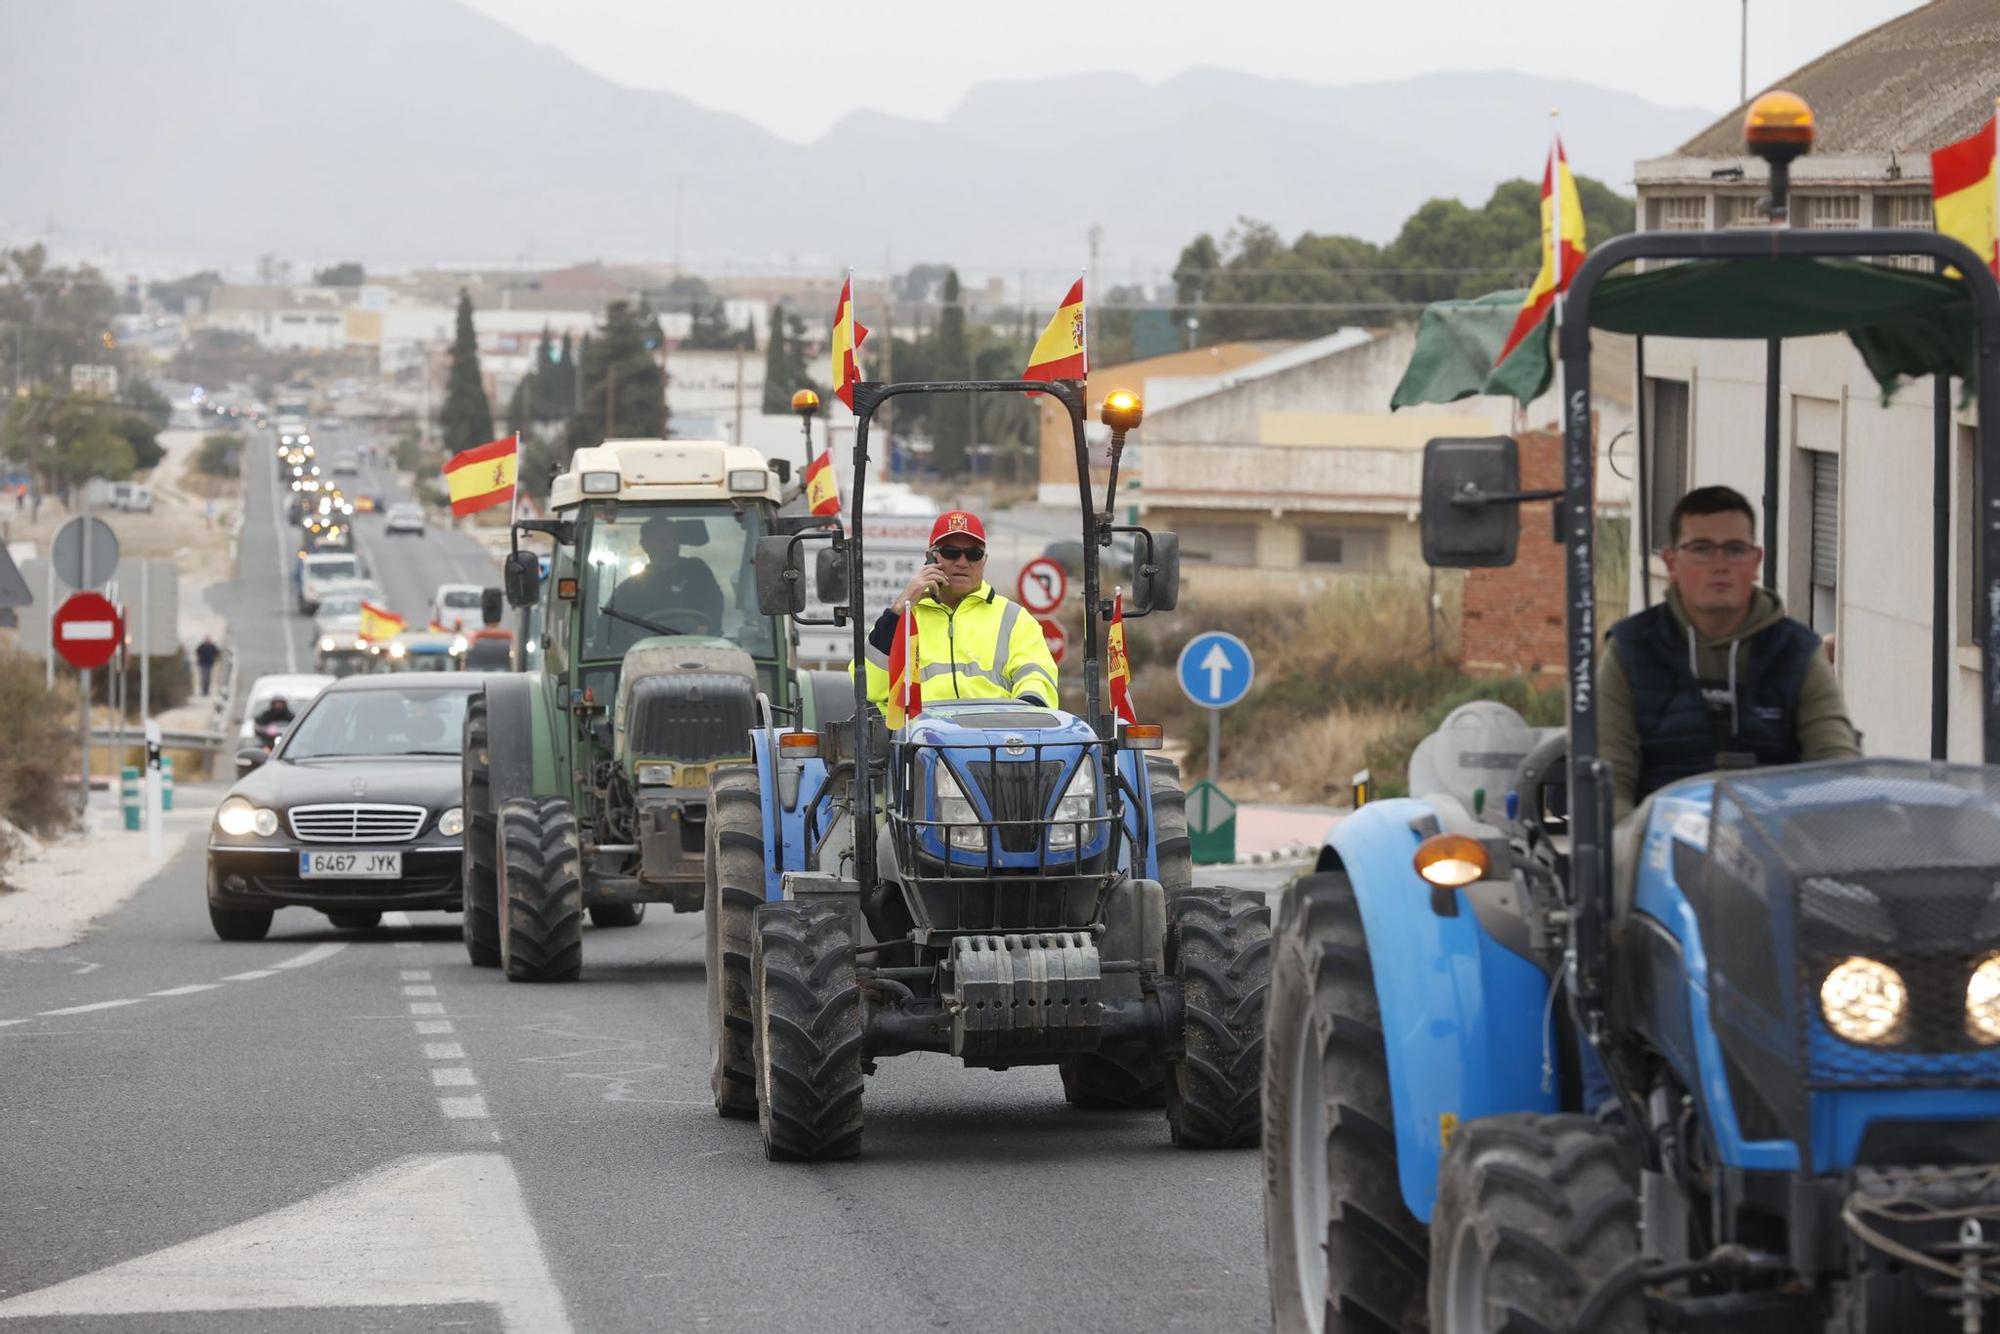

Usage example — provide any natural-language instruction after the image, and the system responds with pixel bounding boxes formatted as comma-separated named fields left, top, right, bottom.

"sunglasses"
left=934, top=545, right=985, bottom=562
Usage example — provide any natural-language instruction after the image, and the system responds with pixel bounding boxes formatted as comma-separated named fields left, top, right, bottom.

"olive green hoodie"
left=1598, top=587, right=1860, bottom=819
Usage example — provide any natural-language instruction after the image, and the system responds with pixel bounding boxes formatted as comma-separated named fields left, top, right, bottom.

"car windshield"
left=308, top=557, right=357, bottom=581
left=578, top=503, right=774, bottom=662
left=281, top=686, right=471, bottom=758
left=441, top=589, right=480, bottom=608
left=318, top=594, right=364, bottom=617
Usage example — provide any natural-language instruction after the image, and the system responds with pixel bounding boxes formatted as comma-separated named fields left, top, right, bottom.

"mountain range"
left=0, top=0, right=1718, bottom=276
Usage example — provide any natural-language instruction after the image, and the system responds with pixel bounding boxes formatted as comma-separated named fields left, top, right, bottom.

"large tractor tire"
left=752, top=901, right=865, bottom=1162
left=1059, top=1046, right=1167, bottom=1110
left=497, top=796, right=584, bottom=983
left=1164, top=889, right=1271, bottom=1149
left=1148, top=759, right=1193, bottom=899
left=1263, top=871, right=1431, bottom=1333
left=461, top=692, right=501, bottom=968
left=589, top=903, right=645, bottom=928
left=705, top=765, right=764, bottom=1119
left=1429, top=1113, right=1643, bottom=1333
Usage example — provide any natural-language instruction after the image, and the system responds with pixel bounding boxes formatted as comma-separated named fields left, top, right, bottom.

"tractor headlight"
left=1968, top=954, right=2000, bottom=1043
left=1048, top=762, right=1097, bottom=849
left=727, top=468, right=769, bottom=493
left=216, top=798, right=278, bottom=838
left=1820, top=956, right=1908, bottom=1046
left=579, top=470, right=620, bottom=494
left=933, top=765, right=986, bottom=851
left=437, top=807, right=464, bottom=837
left=636, top=762, right=678, bottom=787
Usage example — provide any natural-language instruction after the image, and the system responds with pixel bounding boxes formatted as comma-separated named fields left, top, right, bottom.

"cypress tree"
left=930, top=270, right=970, bottom=475
left=439, top=288, right=494, bottom=456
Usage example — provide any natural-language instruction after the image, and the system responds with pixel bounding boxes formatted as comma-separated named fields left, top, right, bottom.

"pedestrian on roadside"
left=194, top=636, right=221, bottom=696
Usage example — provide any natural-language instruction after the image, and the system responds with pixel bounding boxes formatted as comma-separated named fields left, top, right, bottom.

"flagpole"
left=1078, top=269, right=1089, bottom=380
left=1549, top=111, right=1566, bottom=438
left=511, top=430, right=522, bottom=521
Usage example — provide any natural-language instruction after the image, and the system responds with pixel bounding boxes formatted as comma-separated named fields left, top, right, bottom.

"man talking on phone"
left=857, top=511, right=1059, bottom=711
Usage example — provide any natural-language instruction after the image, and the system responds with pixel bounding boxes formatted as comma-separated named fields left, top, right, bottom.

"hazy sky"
left=463, top=0, right=1918, bottom=143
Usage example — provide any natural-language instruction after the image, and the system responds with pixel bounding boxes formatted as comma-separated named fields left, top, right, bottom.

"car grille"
left=288, top=803, right=428, bottom=843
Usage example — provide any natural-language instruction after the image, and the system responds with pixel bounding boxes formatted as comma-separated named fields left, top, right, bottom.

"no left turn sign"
left=1017, top=557, right=1067, bottom=614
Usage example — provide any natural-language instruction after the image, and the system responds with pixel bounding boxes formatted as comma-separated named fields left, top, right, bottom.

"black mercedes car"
left=206, top=672, right=496, bottom=940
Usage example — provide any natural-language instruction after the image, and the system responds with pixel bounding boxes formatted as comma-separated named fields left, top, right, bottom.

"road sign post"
left=54, top=590, right=124, bottom=814
left=1175, top=630, right=1255, bottom=783
left=1036, top=616, right=1067, bottom=666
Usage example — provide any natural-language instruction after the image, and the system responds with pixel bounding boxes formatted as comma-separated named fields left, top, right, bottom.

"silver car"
left=384, top=502, right=427, bottom=536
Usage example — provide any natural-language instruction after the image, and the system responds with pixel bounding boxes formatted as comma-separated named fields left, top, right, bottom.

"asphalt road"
left=0, top=428, right=1286, bottom=1332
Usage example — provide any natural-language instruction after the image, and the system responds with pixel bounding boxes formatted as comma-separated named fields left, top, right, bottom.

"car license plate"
left=298, top=850, right=402, bottom=879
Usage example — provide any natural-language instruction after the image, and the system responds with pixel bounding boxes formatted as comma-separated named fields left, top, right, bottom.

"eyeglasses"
left=934, top=545, right=985, bottom=563
left=1674, top=539, right=1760, bottom=563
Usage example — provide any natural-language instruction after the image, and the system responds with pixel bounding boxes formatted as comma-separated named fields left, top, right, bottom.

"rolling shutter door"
left=1810, top=453, right=1839, bottom=590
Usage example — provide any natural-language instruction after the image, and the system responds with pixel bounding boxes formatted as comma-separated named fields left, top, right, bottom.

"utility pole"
left=606, top=361, right=617, bottom=438
left=733, top=342, right=745, bottom=444
left=1740, top=0, right=1749, bottom=105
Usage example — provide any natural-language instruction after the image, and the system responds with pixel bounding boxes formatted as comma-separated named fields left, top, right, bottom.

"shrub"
left=0, top=650, right=80, bottom=846
left=195, top=431, right=244, bottom=478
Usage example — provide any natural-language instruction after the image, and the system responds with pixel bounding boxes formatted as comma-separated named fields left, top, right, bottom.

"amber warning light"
left=791, top=388, right=821, bottom=416
left=1100, top=389, right=1143, bottom=433
left=1744, top=90, right=1815, bottom=155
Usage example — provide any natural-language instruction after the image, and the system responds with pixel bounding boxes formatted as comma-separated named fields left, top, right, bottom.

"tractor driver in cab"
left=1599, top=484, right=1860, bottom=820
left=859, top=510, right=1059, bottom=711
left=602, top=515, right=725, bottom=651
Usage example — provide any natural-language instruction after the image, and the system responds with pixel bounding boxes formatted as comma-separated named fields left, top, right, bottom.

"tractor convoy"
left=447, top=93, right=2000, bottom=1332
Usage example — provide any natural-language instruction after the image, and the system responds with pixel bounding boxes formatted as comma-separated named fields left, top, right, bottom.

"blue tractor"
left=707, top=377, right=1272, bottom=1161
left=1263, top=96, right=2000, bottom=1330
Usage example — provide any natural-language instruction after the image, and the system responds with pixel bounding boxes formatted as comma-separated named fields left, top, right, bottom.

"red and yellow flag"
left=1932, top=115, right=1999, bottom=277
left=359, top=601, right=406, bottom=643
left=1023, top=277, right=1087, bottom=383
left=803, top=447, right=840, bottom=517
left=442, top=435, right=519, bottom=517
left=1107, top=592, right=1136, bottom=725
left=884, top=606, right=922, bottom=729
left=1493, top=137, right=1588, bottom=368
left=831, top=275, right=869, bottom=410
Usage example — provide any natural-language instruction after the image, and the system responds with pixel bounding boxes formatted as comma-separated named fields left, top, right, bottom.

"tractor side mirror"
left=479, top=587, right=504, bottom=626
left=1132, top=531, right=1180, bottom=612
left=771, top=458, right=792, bottom=485
left=754, top=535, right=806, bottom=616
left=502, top=550, right=542, bottom=608
left=815, top=546, right=849, bottom=604
left=1421, top=436, right=1524, bottom=569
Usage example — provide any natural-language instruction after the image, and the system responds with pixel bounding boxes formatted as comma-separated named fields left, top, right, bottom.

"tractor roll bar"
left=1556, top=225, right=2000, bottom=1014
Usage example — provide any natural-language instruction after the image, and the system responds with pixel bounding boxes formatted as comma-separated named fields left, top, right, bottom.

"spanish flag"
left=442, top=435, right=519, bottom=517
left=359, top=601, right=406, bottom=643
left=1931, top=114, right=1998, bottom=278
left=1492, top=137, right=1588, bottom=373
left=804, top=447, right=840, bottom=517
left=1107, top=592, right=1136, bottom=725
left=884, top=605, right=921, bottom=729
left=1023, top=277, right=1087, bottom=383
left=830, top=274, right=868, bottom=410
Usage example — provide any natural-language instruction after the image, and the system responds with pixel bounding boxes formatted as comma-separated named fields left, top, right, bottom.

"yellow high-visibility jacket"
left=856, top=581, right=1058, bottom=711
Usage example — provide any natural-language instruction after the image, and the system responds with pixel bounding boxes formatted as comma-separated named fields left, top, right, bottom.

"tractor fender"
left=482, top=673, right=562, bottom=805
left=747, top=728, right=833, bottom=902
left=1330, top=796, right=1559, bottom=1224
left=1117, top=749, right=1158, bottom=881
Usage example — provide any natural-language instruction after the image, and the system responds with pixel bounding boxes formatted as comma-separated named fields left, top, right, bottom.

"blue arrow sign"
left=1176, top=631, right=1255, bottom=709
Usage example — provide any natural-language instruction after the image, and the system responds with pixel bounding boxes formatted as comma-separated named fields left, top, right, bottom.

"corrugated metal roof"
left=1678, top=0, right=2000, bottom=158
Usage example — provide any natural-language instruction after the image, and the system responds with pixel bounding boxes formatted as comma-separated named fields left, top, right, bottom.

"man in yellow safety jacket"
left=857, top=510, right=1059, bottom=711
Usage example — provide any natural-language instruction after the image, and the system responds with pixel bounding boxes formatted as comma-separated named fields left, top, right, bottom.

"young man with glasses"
left=1600, top=484, right=1858, bottom=820
left=858, top=510, right=1059, bottom=711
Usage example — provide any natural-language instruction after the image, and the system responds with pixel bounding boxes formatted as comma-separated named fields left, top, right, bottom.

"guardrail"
left=90, top=727, right=230, bottom=754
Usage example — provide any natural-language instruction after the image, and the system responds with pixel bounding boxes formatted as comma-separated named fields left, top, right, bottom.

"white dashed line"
left=272, top=942, right=348, bottom=970
left=409, top=1002, right=446, bottom=1015
left=150, top=984, right=221, bottom=997
left=415, top=1020, right=455, bottom=1035
left=400, top=970, right=432, bottom=982
left=402, top=985, right=438, bottom=997
left=223, top=970, right=278, bottom=982
left=431, top=1067, right=477, bottom=1088
left=0, top=1019, right=30, bottom=1028
left=438, top=1095, right=489, bottom=1119
left=39, top=999, right=143, bottom=1016
left=422, top=1042, right=465, bottom=1060
left=381, top=911, right=414, bottom=928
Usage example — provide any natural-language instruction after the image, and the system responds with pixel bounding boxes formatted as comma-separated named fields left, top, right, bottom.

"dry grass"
left=0, top=651, right=79, bottom=858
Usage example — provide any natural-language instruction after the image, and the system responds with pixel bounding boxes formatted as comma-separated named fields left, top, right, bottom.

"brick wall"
left=1462, top=430, right=1567, bottom=678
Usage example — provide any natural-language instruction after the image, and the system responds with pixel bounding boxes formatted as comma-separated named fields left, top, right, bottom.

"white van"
left=296, top=552, right=363, bottom=613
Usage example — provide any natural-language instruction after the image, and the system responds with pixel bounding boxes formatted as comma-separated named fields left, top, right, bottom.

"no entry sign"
left=1037, top=616, right=1067, bottom=666
left=53, top=591, right=123, bottom=670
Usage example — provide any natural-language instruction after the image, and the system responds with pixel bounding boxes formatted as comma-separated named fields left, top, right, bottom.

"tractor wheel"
left=1164, top=889, right=1271, bottom=1149
left=1059, top=1045, right=1166, bottom=1109
left=589, top=903, right=645, bottom=928
left=497, top=796, right=584, bottom=983
left=1148, top=759, right=1193, bottom=899
left=706, top=765, right=764, bottom=1119
left=326, top=910, right=381, bottom=930
left=1263, top=871, right=1430, bottom=1333
left=752, top=900, right=865, bottom=1162
left=461, top=692, right=500, bottom=968
left=1429, top=1113, right=1643, bottom=1333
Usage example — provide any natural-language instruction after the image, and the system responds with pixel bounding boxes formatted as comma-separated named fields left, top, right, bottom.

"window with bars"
left=1880, top=193, right=1938, bottom=271
left=1720, top=195, right=1768, bottom=228
left=1302, top=527, right=1387, bottom=570
left=1655, top=196, right=1708, bottom=231
left=1799, top=194, right=1862, bottom=230
left=1645, top=378, right=1691, bottom=551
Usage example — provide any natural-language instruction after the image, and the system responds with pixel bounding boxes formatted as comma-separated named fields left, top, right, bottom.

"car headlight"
left=318, top=636, right=334, bottom=652
left=450, top=636, right=468, bottom=655
left=438, top=807, right=464, bottom=837
left=1968, top=954, right=2000, bottom=1043
left=933, top=764, right=986, bottom=851
left=1048, top=762, right=1097, bottom=849
left=1820, top=956, right=1908, bottom=1045
left=216, top=797, right=279, bottom=838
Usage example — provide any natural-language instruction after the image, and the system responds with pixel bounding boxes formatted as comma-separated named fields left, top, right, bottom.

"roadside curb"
left=1223, top=842, right=1319, bottom=868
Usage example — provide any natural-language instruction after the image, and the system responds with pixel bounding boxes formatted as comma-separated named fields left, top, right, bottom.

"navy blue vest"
left=1608, top=602, right=1820, bottom=799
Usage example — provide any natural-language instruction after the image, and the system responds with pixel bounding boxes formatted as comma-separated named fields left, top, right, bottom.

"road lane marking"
left=409, top=1001, right=446, bottom=1015
left=150, top=984, right=221, bottom=996
left=0, top=1152, right=573, bottom=1331
left=262, top=443, right=299, bottom=673
left=72, top=961, right=100, bottom=975
left=402, top=984, right=438, bottom=997
left=382, top=911, right=413, bottom=929
left=272, top=942, right=347, bottom=970
left=423, top=1041, right=465, bottom=1059
left=438, top=1095, right=489, bottom=1119
left=38, top=999, right=143, bottom=1016
left=0, top=1019, right=28, bottom=1028
left=432, top=1067, right=478, bottom=1087
left=223, top=969, right=278, bottom=981
left=415, top=1019, right=455, bottom=1034
left=400, top=970, right=432, bottom=981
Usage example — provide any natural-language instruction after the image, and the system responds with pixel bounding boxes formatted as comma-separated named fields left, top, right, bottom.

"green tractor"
left=462, top=436, right=849, bottom=981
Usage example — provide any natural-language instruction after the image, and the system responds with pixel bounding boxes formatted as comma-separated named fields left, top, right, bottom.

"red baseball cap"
left=929, top=511, right=987, bottom=547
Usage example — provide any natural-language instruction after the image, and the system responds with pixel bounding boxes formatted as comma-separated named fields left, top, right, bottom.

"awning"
left=1390, top=258, right=1976, bottom=408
